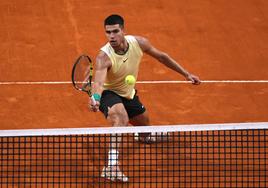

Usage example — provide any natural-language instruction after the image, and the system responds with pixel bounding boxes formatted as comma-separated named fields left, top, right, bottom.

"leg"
left=123, top=92, right=149, bottom=139
left=130, top=111, right=168, bottom=143
left=107, top=103, right=129, bottom=126
left=129, top=111, right=151, bottom=139
left=98, top=91, right=129, bottom=182
left=129, top=110, right=150, bottom=126
left=107, top=103, right=129, bottom=166
left=101, top=103, right=129, bottom=182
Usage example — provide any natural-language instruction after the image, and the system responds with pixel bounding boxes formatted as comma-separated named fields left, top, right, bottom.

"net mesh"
left=0, top=123, right=267, bottom=188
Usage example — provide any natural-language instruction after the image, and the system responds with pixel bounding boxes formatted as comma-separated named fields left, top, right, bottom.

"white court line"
left=137, top=80, right=268, bottom=84
left=0, top=80, right=268, bottom=85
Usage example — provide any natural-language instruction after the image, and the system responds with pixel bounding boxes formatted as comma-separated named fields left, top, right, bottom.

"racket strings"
left=72, top=55, right=93, bottom=92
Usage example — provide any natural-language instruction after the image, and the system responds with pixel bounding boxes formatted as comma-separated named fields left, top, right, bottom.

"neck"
left=114, top=39, right=129, bottom=55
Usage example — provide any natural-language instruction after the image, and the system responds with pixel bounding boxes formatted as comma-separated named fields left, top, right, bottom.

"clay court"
left=0, top=0, right=268, bottom=187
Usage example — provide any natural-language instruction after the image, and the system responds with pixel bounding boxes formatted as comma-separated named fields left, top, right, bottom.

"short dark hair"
left=104, top=14, right=124, bottom=28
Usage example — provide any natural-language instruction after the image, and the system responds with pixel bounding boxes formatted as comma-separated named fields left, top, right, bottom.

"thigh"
left=107, top=103, right=129, bottom=126
left=99, top=90, right=122, bottom=118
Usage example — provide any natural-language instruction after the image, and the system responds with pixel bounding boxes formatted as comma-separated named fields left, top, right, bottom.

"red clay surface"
left=0, top=0, right=268, bottom=129
left=0, top=0, right=268, bottom=187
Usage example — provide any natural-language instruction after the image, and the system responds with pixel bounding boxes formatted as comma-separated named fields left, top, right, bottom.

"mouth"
left=110, top=40, right=117, bottom=46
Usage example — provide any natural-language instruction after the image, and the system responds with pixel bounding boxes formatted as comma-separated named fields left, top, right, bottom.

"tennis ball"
left=125, top=75, right=136, bottom=85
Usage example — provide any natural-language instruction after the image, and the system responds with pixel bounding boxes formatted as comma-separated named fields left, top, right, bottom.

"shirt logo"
left=123, top=58, right=128, bottom=63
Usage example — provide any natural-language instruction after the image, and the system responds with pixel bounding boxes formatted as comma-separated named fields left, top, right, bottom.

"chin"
left=110, top=42, right=119, bottom=47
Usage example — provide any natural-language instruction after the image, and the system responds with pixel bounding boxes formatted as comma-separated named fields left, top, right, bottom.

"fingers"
left=89, top=104, right=99, bottom=112
left=191, top=77, right=201, bottom=85
left=187, top=74, right=201, bottom=85
left=88, top=99, right=100, bottom=112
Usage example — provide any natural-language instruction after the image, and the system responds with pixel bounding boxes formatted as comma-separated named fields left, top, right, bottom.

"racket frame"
left=71, top=55, right=96, bottom=105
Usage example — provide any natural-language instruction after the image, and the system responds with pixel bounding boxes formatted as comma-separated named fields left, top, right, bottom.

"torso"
left=100, top=35, right=143, bottom=99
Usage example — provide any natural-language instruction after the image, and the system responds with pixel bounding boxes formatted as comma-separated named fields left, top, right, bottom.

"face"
left=105, top=24, right=125, bottom=48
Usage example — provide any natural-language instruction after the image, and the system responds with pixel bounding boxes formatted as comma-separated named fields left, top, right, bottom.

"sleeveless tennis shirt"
left=100, top=35, right=143, bottom=99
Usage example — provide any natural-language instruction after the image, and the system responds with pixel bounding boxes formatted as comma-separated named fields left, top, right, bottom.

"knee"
left=142, top=115, right=150, bottom=125
left=129, top=111, right=150, bottom=126
left=107, top=106, right=129, bottom=126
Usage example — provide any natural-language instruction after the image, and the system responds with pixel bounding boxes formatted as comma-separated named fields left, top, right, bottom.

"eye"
left=113, top=29, right=120, bottom=34
left=106, top=30, right=111, bottom=34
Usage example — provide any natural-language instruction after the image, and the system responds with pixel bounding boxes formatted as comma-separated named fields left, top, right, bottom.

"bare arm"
left=92, top=51, right=111, bottom=94
left=135, top=36, right=201, bottom=84
left=89, top=51, right=112, bottom=111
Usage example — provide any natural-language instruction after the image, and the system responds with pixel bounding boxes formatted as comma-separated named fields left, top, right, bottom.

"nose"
left=109, top=32, right=115, bottom=39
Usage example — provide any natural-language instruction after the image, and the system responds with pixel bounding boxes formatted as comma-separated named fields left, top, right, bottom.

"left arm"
left=135, top=36, right=201, bottom=85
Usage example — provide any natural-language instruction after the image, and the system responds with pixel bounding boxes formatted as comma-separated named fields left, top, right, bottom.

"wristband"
left=92, top=93, right=101, bottom=101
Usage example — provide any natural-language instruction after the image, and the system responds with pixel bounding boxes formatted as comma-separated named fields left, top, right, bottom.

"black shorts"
left=99, top=90, right=146, bottom=119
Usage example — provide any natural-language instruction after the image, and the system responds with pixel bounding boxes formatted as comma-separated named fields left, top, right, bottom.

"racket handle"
left=91, top=95, right=97, bottom=106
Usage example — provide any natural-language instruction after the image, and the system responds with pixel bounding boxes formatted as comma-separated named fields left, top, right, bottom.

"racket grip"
left=91, top=95, right=97, bottom=106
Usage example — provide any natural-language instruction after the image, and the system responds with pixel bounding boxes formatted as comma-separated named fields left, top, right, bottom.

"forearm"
left=92, top=81, right=103, bottom=95
left=159, top=53, right=190, bottom=77
left=92, top=70, right=106, bottom=95
left=91, top=56, right=108, bottom=96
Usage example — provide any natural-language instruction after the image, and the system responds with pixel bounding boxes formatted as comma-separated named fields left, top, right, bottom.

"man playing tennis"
left=90, top=14, right=201, bottom=182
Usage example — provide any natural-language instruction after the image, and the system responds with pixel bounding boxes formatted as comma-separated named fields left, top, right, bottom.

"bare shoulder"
left=134, top=35, right=151, bottom=52
left=96, top=51, right=109, bottom=62
left=134, top=35, right=165, bottom=59
left=96, top=51, right=112, bottom=69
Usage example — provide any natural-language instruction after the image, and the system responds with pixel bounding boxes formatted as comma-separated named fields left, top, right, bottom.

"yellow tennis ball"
left=125, top=75, right=136, bottom=85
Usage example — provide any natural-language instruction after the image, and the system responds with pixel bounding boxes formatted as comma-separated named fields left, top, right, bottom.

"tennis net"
left=0, top=122, right=267, bottom=188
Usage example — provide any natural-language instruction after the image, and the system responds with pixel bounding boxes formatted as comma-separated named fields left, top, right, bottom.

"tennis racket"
left=71, top=54, right=96, bottom=105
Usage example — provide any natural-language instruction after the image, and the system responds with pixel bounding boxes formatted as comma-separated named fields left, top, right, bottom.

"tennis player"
left=90, top=14, right=201, bottom=182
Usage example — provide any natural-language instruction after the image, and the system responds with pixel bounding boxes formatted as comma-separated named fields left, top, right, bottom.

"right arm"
left=89, top=51, right=112, bottom=111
